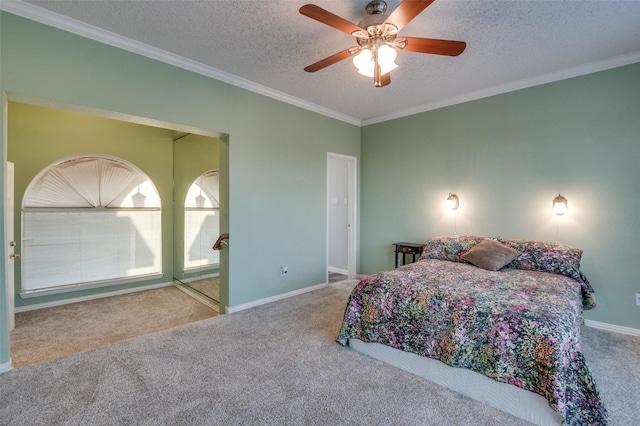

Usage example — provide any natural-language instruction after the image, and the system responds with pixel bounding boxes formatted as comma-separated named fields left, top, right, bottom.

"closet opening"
left=5, top=98, right=229, bottom=367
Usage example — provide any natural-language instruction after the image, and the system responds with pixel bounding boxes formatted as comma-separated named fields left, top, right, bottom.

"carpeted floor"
left=1, top=280, right=638, bottom=425
left=328, top=272, right=348, bottom=283
left=10, top=286, right=217, bottom=368
left=184, top=276, right=219, bottom=302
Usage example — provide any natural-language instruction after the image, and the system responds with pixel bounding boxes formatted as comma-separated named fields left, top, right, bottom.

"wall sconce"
left=447, top=193, right=459, bottom=210
left=553, top=194, right=568, bottom=215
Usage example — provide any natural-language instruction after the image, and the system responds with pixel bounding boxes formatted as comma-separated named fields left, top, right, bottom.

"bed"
left=337, top=235, right=608, bottom=425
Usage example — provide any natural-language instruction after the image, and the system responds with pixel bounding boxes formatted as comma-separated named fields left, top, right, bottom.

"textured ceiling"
left=5, top=0, right=640, bottom=125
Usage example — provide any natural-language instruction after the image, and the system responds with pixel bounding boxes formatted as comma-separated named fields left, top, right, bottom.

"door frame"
left=5, top=162, right=14, bottom=331
left=326, top=152, right=357, bottom=281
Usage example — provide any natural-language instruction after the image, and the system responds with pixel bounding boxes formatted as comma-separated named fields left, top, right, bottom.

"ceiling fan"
left=299, top=0, right=466, bottom=87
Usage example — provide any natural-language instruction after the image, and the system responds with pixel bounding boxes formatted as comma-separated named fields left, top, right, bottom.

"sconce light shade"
left=447, top=193, right=459, bottom=210
left=553, top=194, right=568, bottom=215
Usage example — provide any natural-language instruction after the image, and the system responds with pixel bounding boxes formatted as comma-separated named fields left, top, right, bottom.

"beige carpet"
left=2, top=280, right=637, bottom=425
left=9, top=285, right=216, bottom=368
left=184, top=276, right=219, bottom=301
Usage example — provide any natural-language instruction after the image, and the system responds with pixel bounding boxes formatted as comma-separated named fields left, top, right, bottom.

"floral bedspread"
left=337, top=259, right=608, bottom=425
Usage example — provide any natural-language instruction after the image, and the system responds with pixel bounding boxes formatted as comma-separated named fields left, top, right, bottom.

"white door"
left=327, top=153, right=356, bottom=280
left=5, top=162, right=15, bottom=330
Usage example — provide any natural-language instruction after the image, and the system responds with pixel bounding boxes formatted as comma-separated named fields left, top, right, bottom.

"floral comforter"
left=337, top=259, right=608, bottom=425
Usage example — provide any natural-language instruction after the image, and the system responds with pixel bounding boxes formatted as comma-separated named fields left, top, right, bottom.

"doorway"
left=327, top=153, right=356, bottom=283
left=0, top=97, right=229, bottom=372
left=5, top=100, right=228, bottom=343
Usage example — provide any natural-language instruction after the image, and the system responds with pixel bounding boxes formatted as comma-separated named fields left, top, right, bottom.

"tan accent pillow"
left=461, top=239, right=521, bottom=271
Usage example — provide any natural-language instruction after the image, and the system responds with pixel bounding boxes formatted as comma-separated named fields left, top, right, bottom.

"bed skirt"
left=347, top=339, right=563, bottom=426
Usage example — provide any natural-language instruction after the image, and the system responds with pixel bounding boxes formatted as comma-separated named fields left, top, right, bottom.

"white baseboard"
left=0, top=359, right=13, bottom=374
left=14, top=281, right=174, bottom=313
left=585, top=319, right=640, bottom=337
left=225, top=282, right=328, bottom=314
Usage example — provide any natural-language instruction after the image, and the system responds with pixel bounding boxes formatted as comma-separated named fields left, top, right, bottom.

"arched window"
left=184, top=170, right=219, bottom=270
left=21, top=155, right=162, bottom=295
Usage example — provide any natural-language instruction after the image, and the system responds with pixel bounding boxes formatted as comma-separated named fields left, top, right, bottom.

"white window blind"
left=22, top=155, right=162, bottom=295
left=184, top=170, right=219, bottom=270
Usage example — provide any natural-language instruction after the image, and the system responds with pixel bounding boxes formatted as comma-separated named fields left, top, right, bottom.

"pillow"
left=497, top=239, right=585, bottom=282
left=421, top=235, right=485, bottom=262
left=460, top=239, right=521, bottom=271
left=497, top=238, right=596, bottom=309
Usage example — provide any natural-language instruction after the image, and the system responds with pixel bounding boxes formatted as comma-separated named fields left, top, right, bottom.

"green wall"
left=0, top=12, right=360, bottom=366
left=222, top=90, right=361, bottom=304
left=361, top=62, right=640, bottom=329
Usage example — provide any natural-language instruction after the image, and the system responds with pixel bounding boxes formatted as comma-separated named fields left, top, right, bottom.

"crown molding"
left=0, top=1, right=362, bottom=127
left=3, top=1, right=639, bottom=128
left=362, top=50, right=640, bottom=126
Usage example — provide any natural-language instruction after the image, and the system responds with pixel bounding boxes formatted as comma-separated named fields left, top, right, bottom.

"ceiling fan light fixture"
left=300, top=1, right=466, bottom=87
left=353, top=48, right=373, bottom=71
left=380, top=61, right=398, bottom=75
left=353, top=46, right=397, bottom=78
left=357, top=67, right=375, bottom=77
left=377, top=44, right=397, bottom=66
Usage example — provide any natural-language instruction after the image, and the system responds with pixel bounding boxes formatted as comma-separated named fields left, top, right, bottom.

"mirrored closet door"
left=172, top=133, right=221, bottom=311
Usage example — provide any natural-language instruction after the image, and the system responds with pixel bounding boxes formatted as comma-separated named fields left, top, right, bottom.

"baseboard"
left=328, top=267, right=348, bottom=275
left=19, top=272, right=164, bottom=299
left=14, top=281, right=174, bottom=313
left=585, top=319, right=640, bottom=337
left=225, top=282, right=328, bottom=314
left=0, top=359, right=13, bottom=374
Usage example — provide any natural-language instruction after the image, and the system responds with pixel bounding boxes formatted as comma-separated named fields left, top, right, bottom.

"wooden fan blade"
left=384, top=0, right=435, bottom=31
left=402, top=37, right=466, bottom=56
left=304, top=48, right=356, bottom=73
left=379, top=72, right=391, bottom=87
left=299, top=4, right=362, bottom=35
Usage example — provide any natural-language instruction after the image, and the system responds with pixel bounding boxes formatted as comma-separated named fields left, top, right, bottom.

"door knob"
left=9, top=252, right=20, bottom=259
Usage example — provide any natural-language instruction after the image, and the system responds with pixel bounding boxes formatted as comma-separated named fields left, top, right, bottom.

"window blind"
left=21, top=155, right=162, bottom=295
